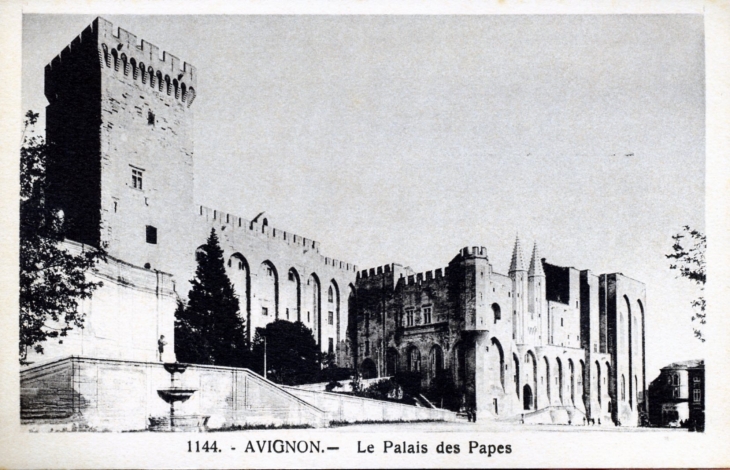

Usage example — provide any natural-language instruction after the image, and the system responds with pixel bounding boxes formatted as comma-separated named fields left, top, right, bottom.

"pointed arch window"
left=120, top=53, right=128, bottom=75
left=492, top=303, right=501, bottom=323
left=101, top=44, right=111, bottom=67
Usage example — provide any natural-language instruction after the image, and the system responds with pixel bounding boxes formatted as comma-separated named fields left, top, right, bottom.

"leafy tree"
left=666, top=226, right=706, bottom=342
left=349, top=371, right=363, bottom=394
left=393, top=370, right=423, bottom=399
left=362, top=378, right=401, bottom=401
left=315, top=354, right=351, bottom=392
left=250, top=320, right=322, bottom=385
left=175, top=228, right=248, bottom=366
left=20, top=111, right=105, bottom=363
left=314, top=360, right=352, bottom=387
left=325, top=380, right=342, bottom=392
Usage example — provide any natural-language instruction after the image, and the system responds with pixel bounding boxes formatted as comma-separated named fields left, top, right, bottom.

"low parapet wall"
left=291, top=376, right=390, bottom=393
left=21, top=357, right=327, bottom=431
left=21, top=356, right=456, bottom=431
left=283, top=387, right=459, bottom=424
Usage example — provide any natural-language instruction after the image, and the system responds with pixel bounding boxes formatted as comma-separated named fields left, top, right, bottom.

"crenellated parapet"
left=46, top=17, right=196, bottom=107
left=459, top=245, right=488, bottom=259
left=358, top=263, right=396, bottom=280
left=397, top=267, right=450, bottom=287
left=197, top=205, right=358, bottom=273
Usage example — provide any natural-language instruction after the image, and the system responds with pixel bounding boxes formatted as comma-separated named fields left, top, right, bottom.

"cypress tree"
left=175, top=228, right=248, bottom=367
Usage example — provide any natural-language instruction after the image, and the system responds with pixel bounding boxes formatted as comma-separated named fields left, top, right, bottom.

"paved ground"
left=327, top=420, right=687, bottom=433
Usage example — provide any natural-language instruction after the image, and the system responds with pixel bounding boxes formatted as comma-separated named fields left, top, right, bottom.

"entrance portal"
left=523, top=384, right=533, bottom=410
left=361, top=358, right=377, bottom=379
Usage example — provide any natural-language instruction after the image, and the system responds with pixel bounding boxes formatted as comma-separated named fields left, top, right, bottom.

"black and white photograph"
left=2, top=0, right=729, bottom=468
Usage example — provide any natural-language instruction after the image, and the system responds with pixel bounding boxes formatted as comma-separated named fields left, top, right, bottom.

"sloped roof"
left=509, top=235, right=526, bottom=272
left=662, top=359, right=704, bottom=370
left=528, top=242, right=545, bottom=277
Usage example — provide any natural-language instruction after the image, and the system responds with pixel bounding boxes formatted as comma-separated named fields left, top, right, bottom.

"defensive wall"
left=352, top=240, right=647, bottom=426
left=43, top=15, right=364, bottom=370
left=24, top=241, right=177, bottom=366
left=194, top=206, right=358, bottom=364
left=600, top=272, right=646, bottom=426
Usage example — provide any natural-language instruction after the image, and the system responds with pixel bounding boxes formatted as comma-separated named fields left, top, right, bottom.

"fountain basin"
left=157, top=388, right=197, bottom=404
left=147, top=362, right=209, bottom=432
left=148, top=415, right=210, bottom=432
left=163, top=362, right=189, bottom=375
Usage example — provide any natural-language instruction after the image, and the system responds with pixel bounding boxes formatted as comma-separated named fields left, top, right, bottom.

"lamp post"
left=263, top=335, right=267, bottom=380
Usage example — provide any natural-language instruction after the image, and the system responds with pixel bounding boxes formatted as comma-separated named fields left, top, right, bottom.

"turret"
left=509, top=236, right=528, bottom=343
left=456, top=246, right=490, bottom=331
left=509, top=235, right=527, bottom=273
left=528, top=242, right=547, bottom=345
left=528, top=242, right=545, bottom=277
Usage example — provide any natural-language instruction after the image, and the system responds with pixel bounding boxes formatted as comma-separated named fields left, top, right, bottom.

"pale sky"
left=22, top=14, right=706, bottom=380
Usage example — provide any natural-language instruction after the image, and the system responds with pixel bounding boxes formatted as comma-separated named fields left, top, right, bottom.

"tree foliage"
left=666, top=226, right=706, bottom=342
left=250, top=319, right=322, bottom=385
left=20, top=111, right=105, bottom=363
left=175, top=228, right=248, bottom=366
left=425, top=370, right=462, bottom=411
left=362, top=378, right=402, bottom=401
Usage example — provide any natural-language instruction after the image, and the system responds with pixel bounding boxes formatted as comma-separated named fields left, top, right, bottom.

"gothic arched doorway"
left=386, top=348, right=399, bottom=376
left=523, top=384, right=533, bottom=410
left=361, top=358, right=377, bottom=379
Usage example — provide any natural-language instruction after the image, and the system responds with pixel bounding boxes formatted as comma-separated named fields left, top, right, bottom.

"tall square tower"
left=45, top=17, right=196, bottom=280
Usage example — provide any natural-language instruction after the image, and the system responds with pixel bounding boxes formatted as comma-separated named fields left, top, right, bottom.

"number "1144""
left=187, top=441, right=219, bottom=453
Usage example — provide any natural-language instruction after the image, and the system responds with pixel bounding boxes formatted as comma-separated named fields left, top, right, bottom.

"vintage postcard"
left=1, top=0, right=729, bottom=468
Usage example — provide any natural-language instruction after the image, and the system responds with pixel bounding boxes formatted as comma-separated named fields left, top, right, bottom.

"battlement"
left=357, top=264, right=396, bottom=280
left=197, top=205, right=357, bottom=273
left=460, top=245, right=488, bottom=259
left=397, top=267, right=449, bottom=286
left=46, top=17, right=196, bottom=106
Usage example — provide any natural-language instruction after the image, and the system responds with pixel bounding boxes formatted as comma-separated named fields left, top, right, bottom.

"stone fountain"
left=148, top=363, right=209, bottom=432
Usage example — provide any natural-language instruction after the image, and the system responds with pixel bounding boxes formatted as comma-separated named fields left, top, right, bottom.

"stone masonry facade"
left=352, top=240, right=647, bottom=425
left=37, top=17, right=646, bottom=426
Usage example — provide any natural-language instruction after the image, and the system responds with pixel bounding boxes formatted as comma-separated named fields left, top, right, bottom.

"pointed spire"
left=529, top=242, right=545, bottom=277
left=509, top=234, right=527, bottom=273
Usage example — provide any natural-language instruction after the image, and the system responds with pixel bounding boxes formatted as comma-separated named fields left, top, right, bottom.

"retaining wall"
left=284, top=387, right=459, bottom=424
left=21, top=357, right=327, bottom=431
